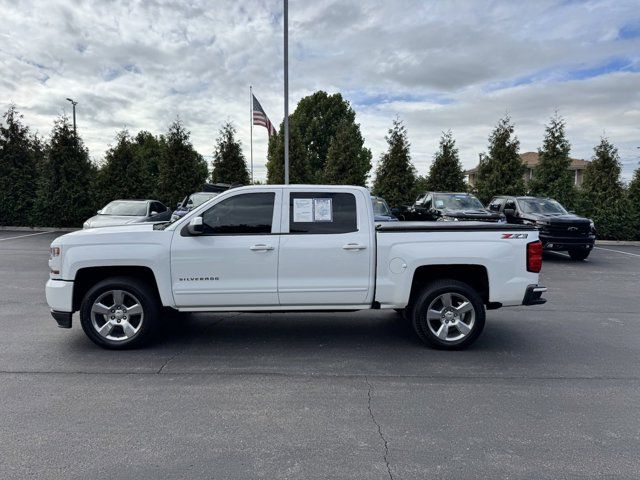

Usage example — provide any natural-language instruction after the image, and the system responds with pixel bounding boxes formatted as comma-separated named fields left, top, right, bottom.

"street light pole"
left=283, top=0, right=289, bottom=185
left=66, top=98, right=77, bottom=135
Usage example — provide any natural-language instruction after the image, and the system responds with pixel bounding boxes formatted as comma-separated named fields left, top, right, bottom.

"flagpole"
left=250, top=85, right=253, bottom=184
left=283, top=0, right=289, bottom=185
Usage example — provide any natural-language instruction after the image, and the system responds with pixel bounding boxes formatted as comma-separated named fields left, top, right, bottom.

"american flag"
left=252, top=94, right=277, bottom=137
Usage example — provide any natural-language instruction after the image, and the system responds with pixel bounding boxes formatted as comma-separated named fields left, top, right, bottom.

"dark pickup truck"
left=488, top=195, right=596, bottom=260
left=406, top=192, right=506, bottom=223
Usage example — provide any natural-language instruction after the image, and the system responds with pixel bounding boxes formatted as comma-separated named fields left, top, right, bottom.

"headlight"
left=83, top=221, right=90, bottom=229
left=535, top=220, right=549, bottom=227
left=589, top=221, right=595, bottom=229
left=497, top=217, right=507, bottom=223
left=49, top=245, right=62, bottom=276
left=442, top=216, right=459, bottom=222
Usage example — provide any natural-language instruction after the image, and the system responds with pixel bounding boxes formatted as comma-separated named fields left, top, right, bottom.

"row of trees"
left=1, top=93, right=639, bottom=238
left=367, top=111, right=640, bottom=240
left=0, top=106, right=211, bottom=227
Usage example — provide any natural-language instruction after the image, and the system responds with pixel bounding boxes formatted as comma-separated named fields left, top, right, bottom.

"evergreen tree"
left=580, top=137, right=634, bottom=240
left=475, top=115, right=526, bottom=204
left=266, top=125, right=311, bottom=184
left=0, top=105, right=39, bottom=226
left=323, top=121, right=372, bottom=186
left=529, top=113, right=575, bottom=206
left=211, top=122, right=250, bottom=185
left=426, top=130, right=466, bottom=192
left=33, top=115, right=97, bottom=227
left=157, top=119, right=208, bottom=207
left=628, top=168, right=640, bottom=240
left=372, top=118, right=416, bottom=207
left=266, top=91, right=370, bottom=183
left=96, top=130, right=136, bottom=206
left=132, top=130, right=163, bottom=200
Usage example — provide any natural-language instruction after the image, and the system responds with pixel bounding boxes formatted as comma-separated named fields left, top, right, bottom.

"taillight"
left=527, top=240, right=542, bottom=273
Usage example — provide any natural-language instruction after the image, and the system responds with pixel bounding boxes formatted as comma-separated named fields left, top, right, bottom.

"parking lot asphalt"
left=1, top=230, right=639, bottom=479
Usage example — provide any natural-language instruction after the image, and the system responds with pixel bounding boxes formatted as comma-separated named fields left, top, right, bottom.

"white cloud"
left=1, top=0, right=639, bottom=182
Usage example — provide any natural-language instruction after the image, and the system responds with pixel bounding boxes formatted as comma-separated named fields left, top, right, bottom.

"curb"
left=0, top=226, right=78, bottom=232
left=596, top=240, right=640, bottom=246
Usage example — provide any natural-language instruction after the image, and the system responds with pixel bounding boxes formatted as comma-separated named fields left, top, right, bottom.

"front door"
left=170, top=190, right=281, bottom=308
left=277, top=190, right=374, bottom=306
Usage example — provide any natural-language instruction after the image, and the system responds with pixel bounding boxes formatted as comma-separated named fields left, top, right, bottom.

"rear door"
left=277, top=189, right=374, bottom=306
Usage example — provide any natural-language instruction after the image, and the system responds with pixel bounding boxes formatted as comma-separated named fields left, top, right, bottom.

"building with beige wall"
left=465, top=152, right=589, bottom=188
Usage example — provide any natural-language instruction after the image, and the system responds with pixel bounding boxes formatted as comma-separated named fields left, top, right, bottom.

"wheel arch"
left=408, top=264, right=489, bottom=308
left=73, top=266, right=161, bottom=312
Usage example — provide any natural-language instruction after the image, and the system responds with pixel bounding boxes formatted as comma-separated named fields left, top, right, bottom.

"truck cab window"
left=289, top=192, right=357, bottom=234
left=202, top=193, right=275, bottom=234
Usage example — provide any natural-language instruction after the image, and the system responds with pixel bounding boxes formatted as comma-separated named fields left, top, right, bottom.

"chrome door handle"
left=342, top=243, right=367, bottom=251
left=250, top=244, right=274, bottom=251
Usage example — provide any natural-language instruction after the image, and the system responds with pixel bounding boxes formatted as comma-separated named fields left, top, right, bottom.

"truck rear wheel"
left=411, top=279, right=485, bottom=350
left=79, top=276, right=159, bottom=349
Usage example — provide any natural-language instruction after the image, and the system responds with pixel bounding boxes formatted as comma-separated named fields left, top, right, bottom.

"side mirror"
left=150, top=211, right=158, bottom=216
left=187, top=216, right=204, bottom=235
left=176, top=202, right=182, bottom=208
left=97, top=209, right=102, bottom=214
left=504, top=208, right=516, bottom=217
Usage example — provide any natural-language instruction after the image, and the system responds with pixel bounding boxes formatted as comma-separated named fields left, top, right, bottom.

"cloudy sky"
left=1, top=0, right=639, bottom=182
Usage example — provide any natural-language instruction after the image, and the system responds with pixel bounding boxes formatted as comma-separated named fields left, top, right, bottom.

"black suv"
left=408, top=192, right=506, bottom=222
left=488, top=196, right=596, bottom=260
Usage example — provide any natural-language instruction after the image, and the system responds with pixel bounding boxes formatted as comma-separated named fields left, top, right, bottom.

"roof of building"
left=465, top=152, right=589, bottom=175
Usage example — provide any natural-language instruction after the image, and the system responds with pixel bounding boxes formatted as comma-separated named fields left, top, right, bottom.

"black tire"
left=79, top=276, right=159, bottom=349
left=410, top=279, right=485, bottom=350
left=568, top=248, right=591, bottom=261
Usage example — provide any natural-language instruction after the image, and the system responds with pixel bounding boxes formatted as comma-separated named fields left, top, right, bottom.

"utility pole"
left=283, top=0, right=289, bottom=184
left=66, top=98, right=77, bottom=135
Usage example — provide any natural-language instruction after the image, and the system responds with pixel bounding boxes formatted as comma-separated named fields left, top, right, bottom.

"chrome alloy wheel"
left=90, top=290, right=144, bottom=342
left=425, top=292, right=475, bottom=342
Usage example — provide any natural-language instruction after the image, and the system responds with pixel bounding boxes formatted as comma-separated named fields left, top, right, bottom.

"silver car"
left=83, top=200, right=171, bottom=229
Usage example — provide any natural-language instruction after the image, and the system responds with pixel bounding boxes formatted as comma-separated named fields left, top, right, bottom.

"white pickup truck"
left=46, top=185, right=546, bottom=350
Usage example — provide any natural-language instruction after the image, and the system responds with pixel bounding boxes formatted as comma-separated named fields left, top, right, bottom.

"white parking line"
left=0, top=231, right=50, bottom=242
left=595, top=247, right=640, bottom=258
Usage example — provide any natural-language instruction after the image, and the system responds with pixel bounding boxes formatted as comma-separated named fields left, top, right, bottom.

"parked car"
left=83, top=200, right=171, bottom=229
left=488, top=196, right=595, bottom=260
left=407, top=192, right=506, bottom=222
left=371, top=196, right=398, bottom=222
left=171, top=192, right=220, bottom=222
left=47, top=185, right=546, bottom=351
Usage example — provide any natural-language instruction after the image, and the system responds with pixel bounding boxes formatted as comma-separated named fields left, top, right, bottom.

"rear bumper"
left=522, top=284, right=547, bottom=306
left=540, top=234, right=595, bottom=250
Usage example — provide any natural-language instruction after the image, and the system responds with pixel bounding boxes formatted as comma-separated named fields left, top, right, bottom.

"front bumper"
left=522, top=285, right=547, bottom=306
left=46, top=279, right=74, bottom=314
left=51, top=310, right=72, bottom=328
left=539, top=234, right=595, bottom=251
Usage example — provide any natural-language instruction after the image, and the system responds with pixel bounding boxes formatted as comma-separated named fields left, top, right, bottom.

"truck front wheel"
left=411, top=280, right=485, bottom=350
left=79, top=276, right=159, bottom=349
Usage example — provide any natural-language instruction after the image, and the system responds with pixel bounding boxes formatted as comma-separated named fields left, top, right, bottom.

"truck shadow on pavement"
left=151, top=310, right=531, bottom=355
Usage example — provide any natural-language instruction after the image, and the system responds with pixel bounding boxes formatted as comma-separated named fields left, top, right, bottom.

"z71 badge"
left=501, top=233, right=529, bottom=239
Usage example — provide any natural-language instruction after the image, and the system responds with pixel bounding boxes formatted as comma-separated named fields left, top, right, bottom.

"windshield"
left=187, top=192, right=218, bottom=208
left=518, top=198, right=568, bottom=214
left=434, top=194, right=484, bottom=210
left=372, top=197, right=392, bottom=216
left=100, top=201, right=148, bottom=216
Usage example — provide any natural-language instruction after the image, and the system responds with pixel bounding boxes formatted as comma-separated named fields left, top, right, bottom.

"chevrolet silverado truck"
left=46, top=185, right=546, bottom=350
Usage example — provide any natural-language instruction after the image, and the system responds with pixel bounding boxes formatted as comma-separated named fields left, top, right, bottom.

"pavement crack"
left=365, top=375, right=394, bottom=480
